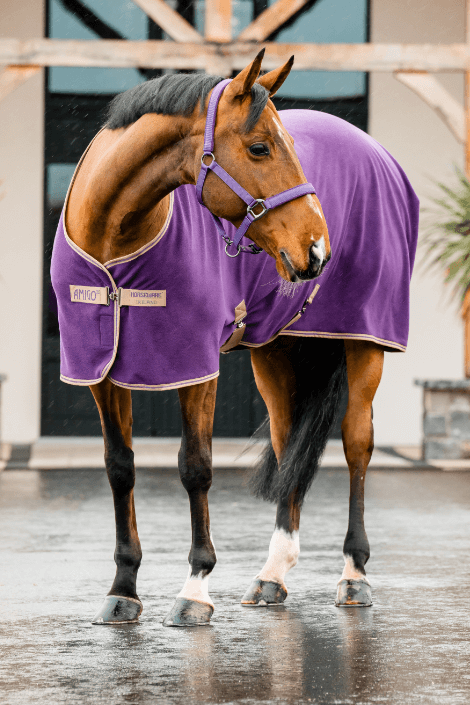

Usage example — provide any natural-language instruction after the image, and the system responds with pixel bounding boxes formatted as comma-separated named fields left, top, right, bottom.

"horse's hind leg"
left=242, top=340, right=300, bottom=606
left=336, top=340, right=383, bottom=608
left=89, top=378, right=143, bottom=624
left=163, top=379, right=218, bottom=627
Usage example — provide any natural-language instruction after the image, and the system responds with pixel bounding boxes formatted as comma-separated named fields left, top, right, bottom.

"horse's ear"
left=224, top=49, right=265, bottom=101
left=257, top=55, right=294, bottom=97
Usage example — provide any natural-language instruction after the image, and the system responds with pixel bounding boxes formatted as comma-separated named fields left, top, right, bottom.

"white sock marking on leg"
left=257, top=529, right=300, bottom=584
left=177, top=568, right=213, bottom=606
left=340, top=554, right=370, bottom=584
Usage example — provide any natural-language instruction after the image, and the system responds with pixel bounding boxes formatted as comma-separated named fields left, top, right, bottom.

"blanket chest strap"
left=70, top=285, right=166, bottom=307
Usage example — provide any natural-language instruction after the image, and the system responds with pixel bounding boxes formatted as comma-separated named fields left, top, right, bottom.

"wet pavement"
left=0, top=466, right=470, bottom=704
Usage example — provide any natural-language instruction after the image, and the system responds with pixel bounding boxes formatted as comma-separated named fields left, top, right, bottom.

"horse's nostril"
left=309, top=245, right=323, bottom=273
left=280, top=250, right=300, bottom=282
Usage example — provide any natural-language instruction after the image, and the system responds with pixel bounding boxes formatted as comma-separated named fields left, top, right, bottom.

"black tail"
left=248, top=338, right=347, bottom=507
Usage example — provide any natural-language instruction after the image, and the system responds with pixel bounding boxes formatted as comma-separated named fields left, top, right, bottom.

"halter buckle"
left=247, top=199, right=268, bottom=221
left=201, top=152, right=215, bottom=167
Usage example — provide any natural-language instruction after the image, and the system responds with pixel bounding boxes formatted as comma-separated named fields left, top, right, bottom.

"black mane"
left=106, top=73, right=269, bottom=132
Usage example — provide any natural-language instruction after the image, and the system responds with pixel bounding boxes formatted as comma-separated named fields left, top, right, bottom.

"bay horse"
left=52, top=50, right=419, bottom=626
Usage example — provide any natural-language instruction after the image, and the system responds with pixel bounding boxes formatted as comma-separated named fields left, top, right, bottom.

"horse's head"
left=192, top=51, right=330, bottom=282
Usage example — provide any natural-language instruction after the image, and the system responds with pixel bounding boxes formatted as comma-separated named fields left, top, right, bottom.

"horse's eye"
left=249, top=143, right=270, bottom=156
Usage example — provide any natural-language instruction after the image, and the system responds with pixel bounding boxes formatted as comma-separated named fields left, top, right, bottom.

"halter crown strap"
left=196, top=79, right=316, bottom=256
left=203, top=78, right=231, bottom=154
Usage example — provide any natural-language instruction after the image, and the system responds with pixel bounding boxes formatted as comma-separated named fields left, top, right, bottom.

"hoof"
left=335, top=579, right=372, bottom=607
left=163, top=597, right=214, bottom=627
left=241, top=578, right=288, bottom=606
left=91, top=595, right=143, bottom=625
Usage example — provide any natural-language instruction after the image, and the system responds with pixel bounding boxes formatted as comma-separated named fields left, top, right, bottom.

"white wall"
left=0, top=2, right=44, bottom=443
left=369, top=0, right=465, bottom=445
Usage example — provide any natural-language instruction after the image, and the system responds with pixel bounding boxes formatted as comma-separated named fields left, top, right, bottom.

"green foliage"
left=422, top=168, right=470, bottom=301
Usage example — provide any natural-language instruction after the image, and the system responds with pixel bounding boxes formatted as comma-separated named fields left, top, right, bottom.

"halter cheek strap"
left=196, top=78, right=317, bottom=257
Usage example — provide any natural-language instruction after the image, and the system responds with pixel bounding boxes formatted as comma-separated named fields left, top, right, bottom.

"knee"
left=178, top=445, right=212, bottom=493
left=105, top=444, right=135, bottom=494
left=342, top=406, right=374, bottom=464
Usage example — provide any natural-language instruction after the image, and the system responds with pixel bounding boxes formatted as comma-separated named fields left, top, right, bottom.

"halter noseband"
left=196, top=78, right=317, bottom=257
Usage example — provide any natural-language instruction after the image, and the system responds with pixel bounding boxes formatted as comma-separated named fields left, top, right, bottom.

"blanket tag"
left=119, top=288, right=166, bottom=307
left=70, top=285, right=109, bottom=305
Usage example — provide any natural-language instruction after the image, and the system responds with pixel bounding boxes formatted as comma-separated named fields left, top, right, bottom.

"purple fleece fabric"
left=51, top=109, right=419, bottom=390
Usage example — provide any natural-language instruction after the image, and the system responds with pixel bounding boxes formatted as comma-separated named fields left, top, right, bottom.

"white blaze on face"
left=311, top=234, right=326, bottom=265
left=178, top=568, right=214, bottom=606
left=257, top=528, right=300, bottom=585
left=340, top=554, right=370, bottom=584
left=272, top=117, right=293, bottom=148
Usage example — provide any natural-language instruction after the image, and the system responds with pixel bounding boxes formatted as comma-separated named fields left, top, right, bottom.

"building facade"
left=0, top=0, right=465, bottom=444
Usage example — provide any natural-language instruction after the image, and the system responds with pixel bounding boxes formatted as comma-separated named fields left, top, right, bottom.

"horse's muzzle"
left=281, top=246, right=330, bottom=282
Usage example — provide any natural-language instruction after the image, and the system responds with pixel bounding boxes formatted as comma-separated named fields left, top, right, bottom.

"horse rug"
left=51, top=109, right=420, bottom=391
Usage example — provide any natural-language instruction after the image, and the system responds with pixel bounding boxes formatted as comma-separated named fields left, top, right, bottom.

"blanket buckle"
left=108, top=288, right=122, bottom=306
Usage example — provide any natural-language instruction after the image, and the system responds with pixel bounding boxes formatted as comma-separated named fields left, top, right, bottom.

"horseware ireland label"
left=70, top=285, right=108, bottom=305
left=120, top=289, right=166, bottom=307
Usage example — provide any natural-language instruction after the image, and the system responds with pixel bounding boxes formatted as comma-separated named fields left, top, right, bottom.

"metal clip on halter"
left=201, top=152, right=215, bottom=167
left=225, top=241, right=241, bottom=258
left=247, top=199, right=268, bottom=221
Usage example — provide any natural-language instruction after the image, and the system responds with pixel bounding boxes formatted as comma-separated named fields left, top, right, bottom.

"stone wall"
left=416, top=380, right=470, bottom=460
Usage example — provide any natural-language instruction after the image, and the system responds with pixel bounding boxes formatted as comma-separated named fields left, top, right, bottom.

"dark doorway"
left=42, top=0, right=366, bottom=437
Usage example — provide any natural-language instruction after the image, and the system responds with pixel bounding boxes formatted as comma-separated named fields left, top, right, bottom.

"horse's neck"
left=65, top=114, right=196, bottom=264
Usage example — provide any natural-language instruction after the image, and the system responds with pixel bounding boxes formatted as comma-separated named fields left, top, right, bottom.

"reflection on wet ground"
left=0, top=468, right=470, bottom=704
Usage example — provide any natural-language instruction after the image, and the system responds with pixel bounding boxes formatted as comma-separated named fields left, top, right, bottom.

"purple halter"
left=196, top=78, right=317, bottom=257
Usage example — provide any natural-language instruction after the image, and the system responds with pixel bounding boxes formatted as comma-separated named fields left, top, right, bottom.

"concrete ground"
left=0, top=465, right=470, bottom=704
left=3, top=437, right=470, bottom=470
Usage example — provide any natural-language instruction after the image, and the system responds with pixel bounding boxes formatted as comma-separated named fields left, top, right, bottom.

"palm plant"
left=421, top=168, right=470, bottom=302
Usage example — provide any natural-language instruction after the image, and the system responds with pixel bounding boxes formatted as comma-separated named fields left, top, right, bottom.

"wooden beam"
left=0, top=65, right=40, bottom=102
left=395, top=71, right=465, bottom=144
left=205, top=0, right=232, bottom=43
left=130, top=0, right=203, bottom=43
left=237, top=0, right=309, bottom=42
left=2, top=40, right=470, bottom=72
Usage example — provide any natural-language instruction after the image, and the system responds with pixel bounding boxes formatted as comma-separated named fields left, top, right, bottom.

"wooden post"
left=463, top=289, right=470, bottom=379
left=466, top=0, right=470, bottom=177
left=204, top=0, right=232, bottom=75
left=205, top=0, right=232, bottom=42
left=464, top=0, right=470, bottom=377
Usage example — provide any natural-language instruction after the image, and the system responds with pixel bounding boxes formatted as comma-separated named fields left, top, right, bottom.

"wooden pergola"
left=1, top=0, right=469, bottom=152
left=0, top=0, right=468, bottom=156
left=2, top=0, right=470, bottom=368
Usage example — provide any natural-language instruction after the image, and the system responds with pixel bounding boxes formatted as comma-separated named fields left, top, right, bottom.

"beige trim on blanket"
left=279, top=329, right=406, bottom=352
left=108, top=370, right=220, bottom=391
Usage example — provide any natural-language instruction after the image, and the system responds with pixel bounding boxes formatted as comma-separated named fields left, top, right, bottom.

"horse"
left=51, top=49, right=419, bottom=626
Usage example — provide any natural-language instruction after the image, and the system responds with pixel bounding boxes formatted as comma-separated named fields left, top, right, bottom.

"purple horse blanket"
left=51, top=110, right=419, bottom=390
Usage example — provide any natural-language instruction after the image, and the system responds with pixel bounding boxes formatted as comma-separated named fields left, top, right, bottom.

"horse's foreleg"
left=163, top=379, right=218, bottom=627
left=336, top=340, right=383, bottom=608
left=89, top=378, right=143, bottom=624
left=242, top=340, right=300, bottom=606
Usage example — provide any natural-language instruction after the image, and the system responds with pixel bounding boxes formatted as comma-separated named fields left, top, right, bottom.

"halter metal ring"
left=247, top=199, right=268, bottom=221
left=225, top=242, right=241, bottom=258
left=201, top=152, right=215, bottom=167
